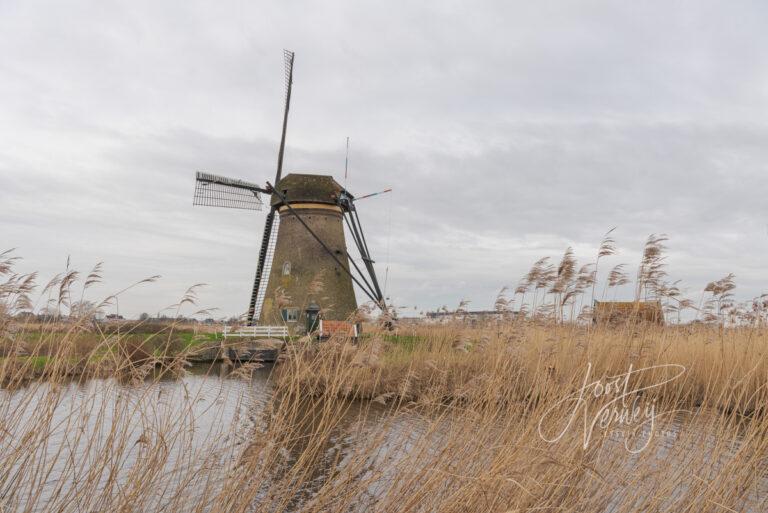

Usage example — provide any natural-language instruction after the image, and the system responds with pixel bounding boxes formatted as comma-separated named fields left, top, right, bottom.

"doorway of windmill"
left=306, top=301, right=320, bottom=334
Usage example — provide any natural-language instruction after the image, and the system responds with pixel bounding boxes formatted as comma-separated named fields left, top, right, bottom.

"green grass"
left=175, top=332, right=222, bottom=348
left=9, top=330, right=223, bottom=364
left=29, top=355, right=49, bottom=369
left=19, top=355, right=50, bottom=370
left=359, top=332, right=425, bottom=352
left=381, top=334, right=423, bottom=352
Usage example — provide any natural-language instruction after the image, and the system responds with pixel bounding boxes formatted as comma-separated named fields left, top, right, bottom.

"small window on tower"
left=281, top=308, right=299, bottom=323
left=282, top=261, right=291, bottom=275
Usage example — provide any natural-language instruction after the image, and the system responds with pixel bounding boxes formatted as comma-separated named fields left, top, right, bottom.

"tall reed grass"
left=1, top=247, right=767, bottom=511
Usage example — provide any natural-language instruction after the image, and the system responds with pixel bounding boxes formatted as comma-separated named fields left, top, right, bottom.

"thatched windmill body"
left=192, top=51, right=387, bottom=332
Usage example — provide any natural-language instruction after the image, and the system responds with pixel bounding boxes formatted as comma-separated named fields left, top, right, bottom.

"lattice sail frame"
left=193, top=172, right=264, bottom=211
left=282, top=50, right=294, bottom=101
left=252, top=213, right=280, bottom=321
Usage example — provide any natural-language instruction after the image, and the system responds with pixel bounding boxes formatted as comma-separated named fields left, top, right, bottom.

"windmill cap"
left=271, top=173, right=344, bottom=207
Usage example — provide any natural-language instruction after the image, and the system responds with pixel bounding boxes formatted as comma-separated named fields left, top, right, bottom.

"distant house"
left=593, top=301, right=664, bottom=325
left=105, top=314, right=125, bottom=321
left=424, top=310, right=519, bottom=324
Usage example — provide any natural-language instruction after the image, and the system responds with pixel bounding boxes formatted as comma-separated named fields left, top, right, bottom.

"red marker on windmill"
left=355, top=188, right=393, bottom=202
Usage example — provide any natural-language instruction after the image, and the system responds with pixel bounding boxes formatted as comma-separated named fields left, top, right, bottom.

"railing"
left=222, top=325, right=289, bottom=338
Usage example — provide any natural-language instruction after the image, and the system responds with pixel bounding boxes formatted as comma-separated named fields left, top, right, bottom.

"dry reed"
left=0, top=247, right=766, bottom=512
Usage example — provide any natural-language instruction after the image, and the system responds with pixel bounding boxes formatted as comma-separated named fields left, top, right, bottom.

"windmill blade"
left=249, top=212, right=280, bottom=322
left=193, top=172, right=265, bottom=210
left=273, top=50, right=294, bottom=186
left=246, top=208, right=277, bottom=324
left=246, top=50, right=295, bottom=325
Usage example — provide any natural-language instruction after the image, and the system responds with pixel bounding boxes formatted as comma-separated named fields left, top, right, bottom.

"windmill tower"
left=192, top=51, right=388, bottom=333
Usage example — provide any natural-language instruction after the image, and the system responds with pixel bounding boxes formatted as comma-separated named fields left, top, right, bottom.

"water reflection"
left=1, top=365, right=765, bottom=512
left=0, top=363, right=274, bottom=511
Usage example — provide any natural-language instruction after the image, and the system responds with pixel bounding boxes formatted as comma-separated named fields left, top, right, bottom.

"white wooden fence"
left=222, top=325, right=288, bottom=338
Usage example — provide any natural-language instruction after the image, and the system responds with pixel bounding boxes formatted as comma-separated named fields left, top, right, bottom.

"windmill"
left=192, top=51, right=388, bottom=332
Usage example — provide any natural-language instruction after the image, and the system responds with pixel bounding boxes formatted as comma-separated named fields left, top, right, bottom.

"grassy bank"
left=1, top=318, right=766, bottom=511
left=0, top=321, right=224, bottom=381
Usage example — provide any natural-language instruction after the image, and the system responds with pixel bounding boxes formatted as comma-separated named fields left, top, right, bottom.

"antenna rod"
left=344, top=137, right=350, bottom=185
left=274, top=50, right=294, bottom=186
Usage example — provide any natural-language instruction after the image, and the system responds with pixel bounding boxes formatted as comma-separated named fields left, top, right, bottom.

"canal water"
left=0, top=363, right=272, bottom=511
left=0, top=363, right=419, bottom=512
left=0, top=364, right=765, bottom=512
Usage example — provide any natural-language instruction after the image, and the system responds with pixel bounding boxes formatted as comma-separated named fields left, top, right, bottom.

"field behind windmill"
left=2, top=246, right=768, bottom=512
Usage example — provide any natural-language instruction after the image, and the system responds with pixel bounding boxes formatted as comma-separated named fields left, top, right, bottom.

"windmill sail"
left=250, top=213, right=279, bottom=321
left=193, top=172, right=264, bottom=210
left=274, top=50, right=294, bottom=186
left=246, top=50, right=295, bottom=325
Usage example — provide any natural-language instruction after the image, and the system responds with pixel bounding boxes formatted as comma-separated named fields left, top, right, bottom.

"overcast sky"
left=1, top=0, right=767, bottom=319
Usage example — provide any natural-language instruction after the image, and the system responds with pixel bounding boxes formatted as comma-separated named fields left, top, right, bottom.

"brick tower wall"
left=259, top=204, right=358, bottom=334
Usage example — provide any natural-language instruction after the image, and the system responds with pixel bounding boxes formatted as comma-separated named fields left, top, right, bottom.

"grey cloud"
left=1, top=0, right=767, bottom=317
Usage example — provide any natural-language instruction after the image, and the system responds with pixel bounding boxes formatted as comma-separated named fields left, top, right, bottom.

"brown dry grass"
left=264, top=322, right=768, bottom=512
left=2, top=248, right=768, bottom=511
left=1, top=317, right=766, bottom=511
